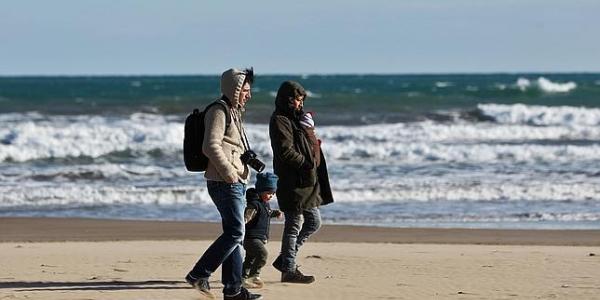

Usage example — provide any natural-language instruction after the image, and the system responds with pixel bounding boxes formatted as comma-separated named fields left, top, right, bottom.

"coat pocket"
left=222, top=141, right=241, bottom=168
left=297, top=168, right=316, bottom=188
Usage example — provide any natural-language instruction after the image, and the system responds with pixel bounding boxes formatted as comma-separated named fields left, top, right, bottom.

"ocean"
left=1, top=73, right=600, bottom=229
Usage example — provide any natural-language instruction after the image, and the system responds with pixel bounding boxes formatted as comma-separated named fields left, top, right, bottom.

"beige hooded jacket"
left=202, top=68, right=250, bottom=183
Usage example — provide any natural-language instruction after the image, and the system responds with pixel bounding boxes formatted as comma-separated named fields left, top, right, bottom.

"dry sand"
left=1, top=217, right=600, bottom=300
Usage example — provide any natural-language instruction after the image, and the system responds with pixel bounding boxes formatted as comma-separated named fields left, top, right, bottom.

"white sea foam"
left=0, top=163, right=188, bottom=182
left=478, top=103, right=600, bottom=126
left=514, top=77, right=577, bottom=93
left=305, top=90, right=322, bottom=98
left=0, top=113, right=183, bottom=162
left=2, top=177, right=599, bottom=208
left=435, top=81, right=453, bottom=88
left=516, top=78, right=531, bottom=91
left=2, top=111, right=600, bottom=164
left=323, top=139, right=600, bottom=163
left=321, top=120, right=600, bottom=143
left=330, top=180, right=600, bottom=202
left=537, top=77, right=577, bottom=93
left=0, top=112, right=45, bottom=122
left=0, top=184, right=213, bottom=207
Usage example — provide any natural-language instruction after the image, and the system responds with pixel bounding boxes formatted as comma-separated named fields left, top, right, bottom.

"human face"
left=260, top=191, right=275, bottom=202
left=291, top=95, right=304, bottom=111
left=238, top=82, right=251, bottom=107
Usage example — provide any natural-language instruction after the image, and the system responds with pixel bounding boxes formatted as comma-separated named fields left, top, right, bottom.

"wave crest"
left=515, top=77, right=577, bottom=93
left=3, top=110, right=600, bottom=164
left=477, top=103, right=600, bottom=126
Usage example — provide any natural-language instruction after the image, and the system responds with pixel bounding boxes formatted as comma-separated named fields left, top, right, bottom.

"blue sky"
left=1, top=0, right=599, bottom=75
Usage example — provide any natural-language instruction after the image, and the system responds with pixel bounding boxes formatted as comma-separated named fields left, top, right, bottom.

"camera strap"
left=232, top=109, right=251, bottom=152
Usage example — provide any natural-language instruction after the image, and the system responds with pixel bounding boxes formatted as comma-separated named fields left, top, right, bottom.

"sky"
left=1, top=0, right=599, bottom=75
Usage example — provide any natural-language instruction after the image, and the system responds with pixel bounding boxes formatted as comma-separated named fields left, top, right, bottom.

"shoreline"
left=2, top=217, right=600, bottom=246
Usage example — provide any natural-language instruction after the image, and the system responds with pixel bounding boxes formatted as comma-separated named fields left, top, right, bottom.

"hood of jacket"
left=221, top=68, right=249, bottom=109
left=275, top=81, right=307, bottom=118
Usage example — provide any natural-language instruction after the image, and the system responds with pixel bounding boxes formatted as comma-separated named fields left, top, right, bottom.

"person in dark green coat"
left=269, top=80, right=334, bottom=284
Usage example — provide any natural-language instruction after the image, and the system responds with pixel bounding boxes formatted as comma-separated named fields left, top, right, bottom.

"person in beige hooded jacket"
left=203, top=69, right=252, bottom=184
left=186, top=68, right=262, bottom=300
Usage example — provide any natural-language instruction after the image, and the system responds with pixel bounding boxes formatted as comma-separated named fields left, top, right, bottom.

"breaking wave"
left=2, top=110, right=600, bottom=164
left=514, top=77, right=577, bottom=93
left=477, top=103, right=600, bottom=126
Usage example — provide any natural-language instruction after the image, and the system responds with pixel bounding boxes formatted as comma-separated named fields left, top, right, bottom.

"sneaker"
left=224, top=287, right=263, bottom=300
left=243, top=276, right=264, bottom=289
left=185, top=273, right=214, bottom=299
left=281, top=268, right=315, bottom=284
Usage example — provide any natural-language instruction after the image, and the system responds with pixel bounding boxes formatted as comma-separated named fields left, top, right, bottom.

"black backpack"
left=183, top=99, right=231, bottom=172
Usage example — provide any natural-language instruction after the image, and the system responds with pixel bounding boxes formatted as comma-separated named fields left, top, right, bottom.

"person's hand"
left=273, top=210, right=283, bottom=220
left=225, top=173, right=239, bottom=184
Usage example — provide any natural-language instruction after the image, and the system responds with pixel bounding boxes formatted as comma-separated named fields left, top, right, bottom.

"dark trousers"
left=242, top=238, right=268, bottom=278
left=188, top=181, right=246, bottom=295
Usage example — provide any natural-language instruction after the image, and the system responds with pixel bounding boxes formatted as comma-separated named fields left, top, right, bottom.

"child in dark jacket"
left=242, top=172, right=282, bottom=289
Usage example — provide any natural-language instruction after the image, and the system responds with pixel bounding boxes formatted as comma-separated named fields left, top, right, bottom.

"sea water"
left=1, top=74, right=600, bottom=228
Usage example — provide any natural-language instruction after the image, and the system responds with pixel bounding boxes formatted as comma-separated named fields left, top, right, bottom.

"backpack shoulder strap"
left=214, top=99, right=232, bottom=128
left=205, top=99, right=232, bottom=129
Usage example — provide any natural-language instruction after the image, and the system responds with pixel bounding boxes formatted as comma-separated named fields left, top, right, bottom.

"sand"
left=1, top=217, right=600, bottom=300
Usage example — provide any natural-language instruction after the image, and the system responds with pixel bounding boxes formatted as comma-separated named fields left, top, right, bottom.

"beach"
left=2, top=0, right=600, bottom=298
left=2, top=217, right=600, bottom=300
left=3, top=73, right=600, bottom=300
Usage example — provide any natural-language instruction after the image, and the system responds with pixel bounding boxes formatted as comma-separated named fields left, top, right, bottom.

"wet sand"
left=2, top=217, right=600, bottom=245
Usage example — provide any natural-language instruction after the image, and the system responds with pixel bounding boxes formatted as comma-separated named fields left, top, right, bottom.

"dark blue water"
left=2, top=73, right=599, bottom=124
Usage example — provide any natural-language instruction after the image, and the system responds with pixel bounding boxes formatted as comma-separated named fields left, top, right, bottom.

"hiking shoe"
left=185, top=273, right=214, bottom=299
left=281, top=268, right=315, bottom=284
left=224, top=287, right=263, bottom=300
left=243, top=276, right=264, bottom=289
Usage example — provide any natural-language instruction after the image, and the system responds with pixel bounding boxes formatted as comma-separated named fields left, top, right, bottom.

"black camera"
left=240, top=150, right=265, bottom=173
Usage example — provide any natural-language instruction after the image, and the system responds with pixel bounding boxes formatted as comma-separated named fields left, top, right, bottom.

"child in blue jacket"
left=242, top=172, right=282, bottom=288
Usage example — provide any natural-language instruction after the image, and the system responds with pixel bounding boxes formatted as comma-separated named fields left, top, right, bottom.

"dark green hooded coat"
left=269, top=81, right=334, bottom=212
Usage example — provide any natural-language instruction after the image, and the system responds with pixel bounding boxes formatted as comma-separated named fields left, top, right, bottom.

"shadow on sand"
left=0, top=280, right=189, bottom=291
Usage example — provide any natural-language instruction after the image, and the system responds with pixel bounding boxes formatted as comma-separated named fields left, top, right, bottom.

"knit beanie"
left=299, top=112, right=315, bottom=128
left=255, top=172, right=278, bottom=193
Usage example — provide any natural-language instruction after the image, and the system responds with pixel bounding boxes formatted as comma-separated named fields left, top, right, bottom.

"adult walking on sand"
left=269, top=81, right=334, bottom=284
left=185, top=68, right=262, bottom=300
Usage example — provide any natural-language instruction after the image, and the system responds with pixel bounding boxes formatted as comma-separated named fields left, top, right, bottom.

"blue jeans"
left=279, top=208, right=321, bottom=272
left=189, top=180, right=246, bottom=295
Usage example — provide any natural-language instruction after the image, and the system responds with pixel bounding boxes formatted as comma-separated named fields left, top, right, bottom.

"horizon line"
left=2, top=70, right=600, bottom=78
